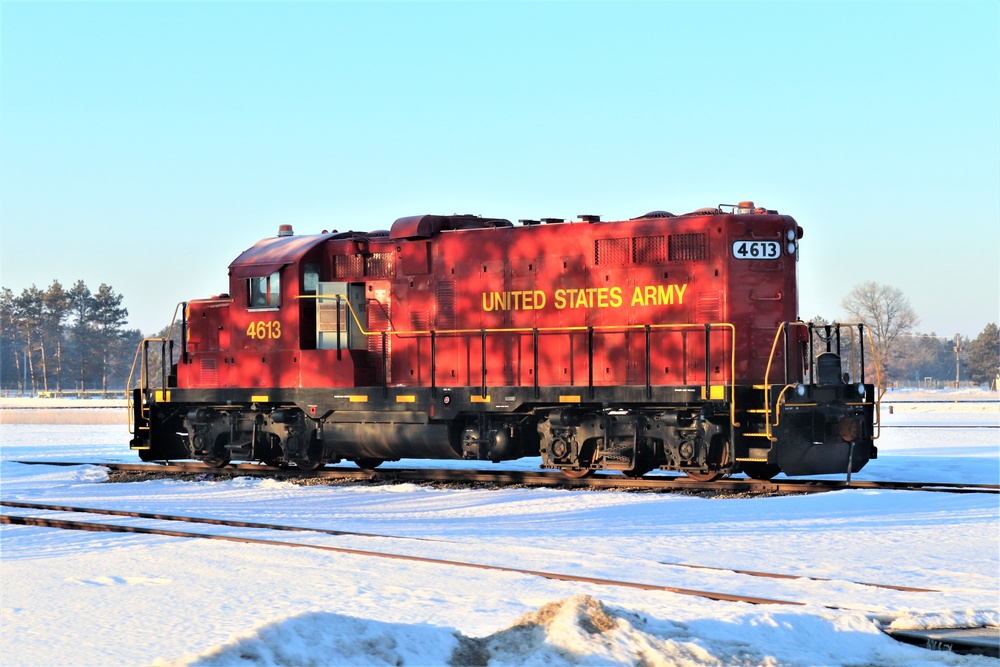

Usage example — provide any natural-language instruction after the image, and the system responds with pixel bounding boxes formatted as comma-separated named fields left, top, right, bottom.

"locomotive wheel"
left=354, top=458, right=384, bottom=470
left=559, top=467, right=594, bottom=479
left=685, top=470, right=723, bottom=482
left=294, top=459, right=324, bottom=472
left=741, top=463, right=781, bottom=481
left=202, top=458, right=230, bottom=469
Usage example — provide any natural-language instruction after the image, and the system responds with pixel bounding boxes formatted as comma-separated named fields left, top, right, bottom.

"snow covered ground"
left=1, top=396, right=997, bottom=666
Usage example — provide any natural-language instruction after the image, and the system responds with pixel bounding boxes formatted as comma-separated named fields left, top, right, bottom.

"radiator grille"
left=594, top=238, right=631, bottom=266
left=199, top=358, right=217, bottom=385
left=436, top=281, right=456, bottom=330
left=668, top=233, right=707, bottom=261
left=365, top=252, right=395, bottom=277
left=633, top=235, right=667, bottom=264
left=697, top=291, right=723, bottom=321
left=333, top=255, right=363, bottom=279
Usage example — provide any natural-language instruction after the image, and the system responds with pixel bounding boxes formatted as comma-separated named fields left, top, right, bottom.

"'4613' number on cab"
left=247, top=320, right=281, bottom=340
left=732, top=240, right=780, bottom=260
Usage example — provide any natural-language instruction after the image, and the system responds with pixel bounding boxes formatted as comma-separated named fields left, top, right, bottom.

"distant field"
left=0, top=398, right=127, bottom=424
left=0, top=409, right=126, bottom=425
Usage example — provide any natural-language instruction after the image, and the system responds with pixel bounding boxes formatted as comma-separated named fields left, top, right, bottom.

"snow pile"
left=160, top=596, right=995, bottom=667
left=451, top=595, right=716, bottom=666
left=161, top=596, right=700, bottom=667
left=157, top=611, right=459, bottom=666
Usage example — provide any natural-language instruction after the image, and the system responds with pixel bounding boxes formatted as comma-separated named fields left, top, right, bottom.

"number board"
left=732, top=240, right=781, bottom=260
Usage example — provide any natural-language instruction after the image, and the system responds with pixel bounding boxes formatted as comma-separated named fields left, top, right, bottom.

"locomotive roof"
left=390, top=214, right=513, bottom=239
left=229, top=233, right=329, bottom=278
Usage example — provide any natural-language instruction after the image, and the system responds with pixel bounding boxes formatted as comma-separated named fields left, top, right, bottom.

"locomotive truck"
left=129, top=201, right=880, bottom=480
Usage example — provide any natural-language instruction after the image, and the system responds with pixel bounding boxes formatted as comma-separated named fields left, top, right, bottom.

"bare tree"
left=841, top=282, right=920, bottom=385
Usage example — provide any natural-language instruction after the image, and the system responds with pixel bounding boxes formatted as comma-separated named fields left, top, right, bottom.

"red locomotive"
left=130, top=201, right=880, bottom=480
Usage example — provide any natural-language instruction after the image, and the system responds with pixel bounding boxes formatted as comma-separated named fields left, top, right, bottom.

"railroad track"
left=0, top=500, right=940, bottom=608
left=0, top=500, right=938, bottom=594
left=5, top=500, right=994, bottom=657
left=11, top=460, right=1000, bottom=495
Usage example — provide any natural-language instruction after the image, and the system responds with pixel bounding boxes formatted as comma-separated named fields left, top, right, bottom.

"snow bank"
left=2, top=421, right=997, bottom=666
left=160, top=596, right=993, bottom=667
left=157, top=611, right=459, bottom=667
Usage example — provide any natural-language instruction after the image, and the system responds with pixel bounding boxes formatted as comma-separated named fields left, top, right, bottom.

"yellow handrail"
left=126, top=302, right=187, bottom=435
left=306, top=293, right=741, bottom=427
left=761, top=322, right=884, bottom=441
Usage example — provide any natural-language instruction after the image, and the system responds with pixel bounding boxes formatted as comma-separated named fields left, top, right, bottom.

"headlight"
left=856, top=383, right=866, bottom=397
left=786, top=229, right=796, bottom=241
left=786, top=242, right=797, bottom=255
left=795, top=383, right=806, bottom=397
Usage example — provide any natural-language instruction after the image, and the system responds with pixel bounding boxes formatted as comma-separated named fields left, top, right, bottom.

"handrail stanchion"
left=142, top=340, right=149, bottom=394
left=645, top=325, right=651, bottom=400
left=160, top=339, right=167, bottom=393
left=430, top=330, right=436, bottom=397
left=859, top=324, right=866, bottom=384
left=783, top=322, right=790, bottom=385
left=533, top=328, right=539, bottom=399
left=704, top=323, right=711, bottom=399
left=180, top=301, right=188, bottom=365
left=335, top=295, right=343, bottom=360
left=382, top=331, right=388, bottom=398
left=807, top=322, right=815, bottom=385
left=481, top=329, right=487, bottom=398
left=587, top=326, right=594, bottom=399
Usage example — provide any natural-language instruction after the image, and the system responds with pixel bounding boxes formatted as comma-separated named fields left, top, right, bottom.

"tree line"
left=819, top=281, right=998, bottom=390
left=0, top=280, right=142, bottom=396
left=1, top=279, right=997, bottom=397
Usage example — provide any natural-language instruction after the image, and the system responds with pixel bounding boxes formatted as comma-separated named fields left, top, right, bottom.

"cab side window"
left=303, top=262, right=320, bottom=295
left=248, top=271, right=280, bottom=308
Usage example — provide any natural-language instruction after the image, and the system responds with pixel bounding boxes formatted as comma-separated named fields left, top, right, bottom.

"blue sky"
left=2, top=1, right=997, bottom=337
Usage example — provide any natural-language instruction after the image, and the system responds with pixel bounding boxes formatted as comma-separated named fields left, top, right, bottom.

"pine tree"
left=67, top=280, right=97, bottom=392
left=966, top=323, right=999, bottom=388
left=91, top=284, right=129, bottom=395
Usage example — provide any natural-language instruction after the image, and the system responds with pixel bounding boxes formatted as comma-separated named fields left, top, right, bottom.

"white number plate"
left=732, top=240, right=780, bottom=260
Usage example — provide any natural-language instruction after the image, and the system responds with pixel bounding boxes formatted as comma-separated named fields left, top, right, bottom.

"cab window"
left=248, top=271, right=280, bottom=308
left=303, top=262, right=320, bottom=295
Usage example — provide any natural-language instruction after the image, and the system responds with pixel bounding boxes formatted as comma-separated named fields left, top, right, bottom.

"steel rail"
left=11, top=460, right=1000, bottom=494
left=0, top=500, right=444, bottom=543
left=657, top=561, right=938, bottom=593
left=3, top=500, right=940, bottom=595
left=0, top=513, right=803, bottom=607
